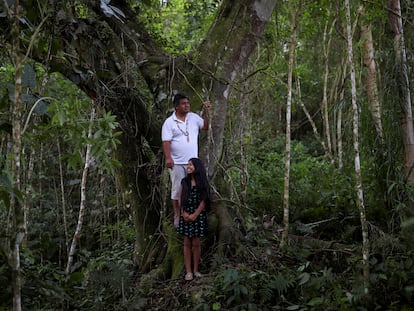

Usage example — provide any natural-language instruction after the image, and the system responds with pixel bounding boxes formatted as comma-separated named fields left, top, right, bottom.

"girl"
left=177, top=158, right=210, bottom=281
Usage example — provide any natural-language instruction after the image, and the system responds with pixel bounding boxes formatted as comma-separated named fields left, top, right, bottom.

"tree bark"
left=345, top=0, right=370, bottom=294
left=57, top=138, right=69, bottom=254
left=1, top=1, right=25, bottom=310
left=237, top=87, right=249, bottom=206
left=66, top=108, right=94, bottom=274
left=337, top=62, right=347, bottom=170
left=387, top=0, right=414, bottom=184
left=281, top=1, right=301, bottom=248
left=22, top=146, right=35, bottom=241
left=321, top=13, right=334, bottom=161
left=360, top=5, right=383, bottom=144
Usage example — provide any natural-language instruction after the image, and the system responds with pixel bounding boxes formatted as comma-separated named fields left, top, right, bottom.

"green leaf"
left=402, top=218, right=414, bottom=228
left=0, top=191, right=10, bottom=208
left=307, top=297, right=324, bottom=306
left=298, top=272, right=310, bottom=285
left=69, top=272, right=84, bottom=283
left=22, top=64, right=37, bottom=88
left=0, top=175, right=12, bottom=191
left=33, top=98, right=49, bottom=115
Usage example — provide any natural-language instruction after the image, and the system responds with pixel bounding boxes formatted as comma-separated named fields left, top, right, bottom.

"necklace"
left=176, top=118, right=189, bottom=142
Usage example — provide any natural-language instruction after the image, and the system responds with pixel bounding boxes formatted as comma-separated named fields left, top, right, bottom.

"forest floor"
left=127, top=225, right=414, bottom=311
left=125, top=220, right=414, bottom=311
left=131, top=227, right=305, bottom=310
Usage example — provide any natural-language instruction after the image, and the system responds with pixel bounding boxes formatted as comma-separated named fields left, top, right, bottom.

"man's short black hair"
left=173, top=93, right=189, bottom=106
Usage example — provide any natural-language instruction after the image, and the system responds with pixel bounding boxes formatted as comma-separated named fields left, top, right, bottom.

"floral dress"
left=177, top=186, right=208, bottom=237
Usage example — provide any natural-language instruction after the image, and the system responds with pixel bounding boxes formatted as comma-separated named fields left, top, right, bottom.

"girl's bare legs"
left=183, top=236, right=192, bottom=274
left=192, top=237, right=201, bottom=274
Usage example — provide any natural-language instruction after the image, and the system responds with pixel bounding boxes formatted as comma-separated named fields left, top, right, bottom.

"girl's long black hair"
left=181, top=158, right=210, bottom=210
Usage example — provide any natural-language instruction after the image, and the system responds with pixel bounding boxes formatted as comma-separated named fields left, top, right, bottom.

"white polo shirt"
left=161, top=112, right=204, bottom=165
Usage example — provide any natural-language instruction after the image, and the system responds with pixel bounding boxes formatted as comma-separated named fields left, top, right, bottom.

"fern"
left=257, top=286, right=273, bottom=303
left=268, top=273, right=296, bottom=296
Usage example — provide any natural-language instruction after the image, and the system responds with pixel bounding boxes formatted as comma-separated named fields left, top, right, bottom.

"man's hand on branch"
left=203, top=100, right=211, bottom=110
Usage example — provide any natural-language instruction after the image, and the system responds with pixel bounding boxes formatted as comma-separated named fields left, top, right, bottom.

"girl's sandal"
left=185, top=272, right=193, bottom=281
left=194, top=272, right=202, bottom=278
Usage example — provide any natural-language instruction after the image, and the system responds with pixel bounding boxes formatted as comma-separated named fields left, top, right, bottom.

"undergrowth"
left=1, top=214, right=412, bottom=310
left=127, top=219, right=413, bottom=311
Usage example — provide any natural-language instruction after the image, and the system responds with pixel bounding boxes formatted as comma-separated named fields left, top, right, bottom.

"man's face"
left=175, top=98, right=190, bottom=114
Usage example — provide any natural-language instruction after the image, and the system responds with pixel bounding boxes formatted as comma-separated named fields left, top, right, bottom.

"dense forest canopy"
left=0, top=0, right=413, bottom=310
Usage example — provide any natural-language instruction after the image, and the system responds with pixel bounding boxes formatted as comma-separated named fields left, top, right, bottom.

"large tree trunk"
left=1, top=1, right=25, bottom=310
left=0, top=0, right=278, bottom=276
left=360, top=5, right=383, bottom=144
left=387, top=0, right=414, bottom=184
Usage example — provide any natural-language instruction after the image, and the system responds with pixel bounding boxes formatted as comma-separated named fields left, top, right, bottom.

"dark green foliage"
left=243, top=138, right=356, bottom=228
left=207, top=267, right=296, bottom=309
left=5, top=240, right=136, bottom=311
left=0, top=57, right=128, bottom=310
left=138, top=0, right=217, bottom=54
left=66, top=241, right=135, bottom=311
left=131, top=218, right=413, bottom=310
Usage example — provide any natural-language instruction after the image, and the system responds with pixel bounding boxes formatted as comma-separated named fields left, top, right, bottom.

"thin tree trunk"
left=236, top=79, right=251, bottom=206
left=337, top=100, right=343, bottom=170
left=66, top=108, right=95, bottom=274
left=115, top=172, right=122, bottom=241
left=280, top=1, right=301, bottom=248
left=345, top=0, right=370, bottom=294
left=387, top=0, right=414, bottom=183
left=23, top=147, right=35, bottom=241
left=57, top=138, right=69, bottom=254
left=337, top=76, right=346, bottom=170
left=336, top=60, right=348, bottom=170
left=321, top=13, right=335, bottom=160
left=329, top=63, right=341, bottom=158
left=99, top=172, right=106, bottom=248
left=296, top=78, right=328, bottom=155
left=360, top=5, right=383, bottom=144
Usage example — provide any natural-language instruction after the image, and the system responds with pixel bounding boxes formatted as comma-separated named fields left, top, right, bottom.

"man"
left=162, top=93, right=211, bottom=227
